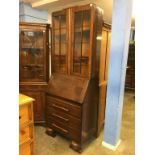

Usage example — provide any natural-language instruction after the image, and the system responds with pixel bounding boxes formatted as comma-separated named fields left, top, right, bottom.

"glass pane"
left=82, top=30, right=90, bottom=43
left=20, top=31, right=44, bottom=80
left=83, top=10, right=90, bottom=27
left=74, top=31, right=82, bottom=43
left=61, top=43, right=66, bottom=55
left=60, top=37, right=66, bottom=73
left=54, top=44, right=59, bottom=55
left=53, top=42, right=59, bottom=72
left=75, top=12, right=82, bottom=27
left=82, top=43, right=89, bottom=57
left=53, top=16, right=60, bottom=29
left=61, top=29, right=66, bottom=43
left=54, top=30, right=60, bottom=43
left=72, top=10, right=91, bottom=76
left=81, top=42, right=89, bottom=76
left=60, top=55, right=66, bottom=73
left=73, top=43, right=81, bottom=73
left=60, top=15, right=66, bottom=28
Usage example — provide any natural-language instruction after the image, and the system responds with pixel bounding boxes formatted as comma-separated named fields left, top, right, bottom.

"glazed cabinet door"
left=71, top=6, right=91, bottom=77
left=19, top=28, right=48, bottom=82
left=52, top=10, right=69, bottom=74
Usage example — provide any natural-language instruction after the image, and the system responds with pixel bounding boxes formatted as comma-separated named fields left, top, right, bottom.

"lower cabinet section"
left=45, top=94, right=98, bottom=153
left=20, top=83, right=47, bottom=123
left=22, top=91, right=45, bottom=122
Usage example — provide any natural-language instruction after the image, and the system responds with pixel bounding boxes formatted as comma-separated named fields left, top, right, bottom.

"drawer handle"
left=52, top=123, right=68, bottom=134
left=52, top=113, right=69, bottom=122
left=52, top=104, right=69, bottom=112
left=19, top=116, right=21, bottom=120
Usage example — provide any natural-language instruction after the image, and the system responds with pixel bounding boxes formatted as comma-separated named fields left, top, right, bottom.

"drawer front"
left=19, top=125, right=32, bottom=144
left=46, top=96, right=81, bottom=118
left=46, top=109, right=81, bottom=130
left=19, top=142, right=33, bottom=155
left=19, top=105, right=31, bottom=125
left=48, top=121, right=81, bottom=142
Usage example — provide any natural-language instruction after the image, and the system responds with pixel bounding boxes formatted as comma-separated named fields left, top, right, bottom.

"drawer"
left=19, top=141, right=33, bottom=155
left=46, top=96, right=81, bottom=118
left=19, top=104, right=32, bottom=125
left=19, top=125, right=33, bottom=144
left=46, top=109, right=81, bottom=130
left=49, top=121, right=81, bottom=142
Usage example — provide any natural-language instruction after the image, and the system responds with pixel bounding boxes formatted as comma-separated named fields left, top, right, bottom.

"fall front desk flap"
left=47, top=73, right=89, bottom=104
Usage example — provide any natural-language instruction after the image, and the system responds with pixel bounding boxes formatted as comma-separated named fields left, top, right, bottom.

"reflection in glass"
left=83, top=10, right=90, bottom=27
left=61, top=15, right=66, bottom=28
left=72, top=10, right=91, bottom=76
left=60, top=29, right=66, bottom=43
left=75, top=12, right=82, bottom=27
left=53, top=16, right=60, bottom=29
left=54, top=30, right=59, bottom=43
left=20, top=31, right=45, bottom=80
left=53, top=14, right=67, bottom=73
left=82, top=30, right=90, bottom=42
left=73, top=43, right=81, bottom=73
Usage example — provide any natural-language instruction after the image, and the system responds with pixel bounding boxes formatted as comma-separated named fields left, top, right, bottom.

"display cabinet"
left=46, top=4, right=103, bottom=152
left=19, top=22, right=50, bottom=123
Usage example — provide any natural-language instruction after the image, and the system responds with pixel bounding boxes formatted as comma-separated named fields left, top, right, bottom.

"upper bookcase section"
left=51, top=4, right=104, bottom=79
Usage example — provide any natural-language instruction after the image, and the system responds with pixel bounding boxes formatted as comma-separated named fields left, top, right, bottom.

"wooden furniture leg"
left=46, top=127, right=57, bottom=137
left=70, top=141, right=82, bottom=153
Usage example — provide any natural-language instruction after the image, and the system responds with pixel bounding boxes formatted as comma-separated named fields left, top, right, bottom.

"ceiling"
left=19, top=0, right=134, bottom=26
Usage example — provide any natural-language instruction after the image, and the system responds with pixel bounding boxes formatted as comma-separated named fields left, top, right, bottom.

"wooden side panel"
left=98, top=83, right=107, bottom=135
left=81, top=78, right=99, bottom=143
left=97, top=25, right=111, bottom=136
left=105, top=31, right=111, bottom=80
left=99, top=30, right=108, bottom=84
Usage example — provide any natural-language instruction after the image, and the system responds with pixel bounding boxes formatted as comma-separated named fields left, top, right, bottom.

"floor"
left=35, top=90, right=135, bottom=155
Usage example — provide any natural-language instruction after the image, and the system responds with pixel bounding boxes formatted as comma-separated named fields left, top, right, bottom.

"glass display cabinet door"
left=53, top=12, right=67, bottom=74
left=20, top=30, right=46, bottom=82
left=72, top=9, right=90, bottom=77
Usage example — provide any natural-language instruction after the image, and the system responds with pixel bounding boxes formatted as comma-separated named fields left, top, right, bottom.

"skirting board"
left=102, top=139, right=121, bottom=151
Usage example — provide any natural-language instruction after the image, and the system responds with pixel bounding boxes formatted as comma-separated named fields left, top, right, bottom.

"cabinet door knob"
left=19, top=116, right=21, bottom=120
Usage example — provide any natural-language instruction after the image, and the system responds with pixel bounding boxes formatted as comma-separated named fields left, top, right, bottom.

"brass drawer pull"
left=52, top=104, right=69, bottom=112
left=52, top=113, right=69, bottom=122
left=52, top=123, right=68, bottom=134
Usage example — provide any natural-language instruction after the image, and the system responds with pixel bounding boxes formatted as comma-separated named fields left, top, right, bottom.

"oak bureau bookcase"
left=45, top=4, right=104, bottom=152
